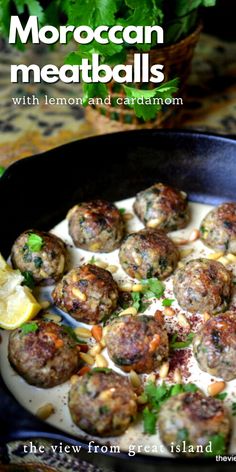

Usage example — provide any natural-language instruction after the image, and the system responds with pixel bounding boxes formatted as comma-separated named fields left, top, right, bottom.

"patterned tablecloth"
left=0, top=33, right=236, bottom=166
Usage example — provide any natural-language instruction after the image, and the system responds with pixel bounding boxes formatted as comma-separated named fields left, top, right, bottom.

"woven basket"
left=86, top=23, right=202, bottom=133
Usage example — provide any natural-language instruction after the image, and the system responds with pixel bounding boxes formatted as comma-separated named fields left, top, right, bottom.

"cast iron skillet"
left=0, top=129, right=236, bottom=471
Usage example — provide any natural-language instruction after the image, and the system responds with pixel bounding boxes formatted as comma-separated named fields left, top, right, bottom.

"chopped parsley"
left=131, top=292, right=151, bottom=313
left=215, top=392, right=227, bottom=401
left=92, top=367, right=111, bottom=374
left=119, top=208, right=126, bottom=215
left=27, top=233, right=44, bottom=252
left=89, top=256, right=96, bottom=264
left=0, top=166, right=6, bottom=177
left=205, top=434, right=227, bottom=456
left=22, top=270, right=35, bottom=289
left=232, top=403, right=236, bottom=416
left=170, top=332, right=195, bottom=349
left=141, top=278, right=165, bottom=299
left=21, top=321, right=38, bottom=335
left=142, top=381, right=198, bottom=435
left=162, top=298, right=175, bottom=307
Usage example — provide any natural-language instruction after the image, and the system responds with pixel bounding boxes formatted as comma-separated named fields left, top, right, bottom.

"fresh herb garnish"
left=89, top=256, right=96, bottom=264
left=22, top=270, right=35, bottom=289
left=170, top=332, right=195, bottom=349
left=119, top=208, right=126, bottom=215
left=131, top=292, right=151, bottom=313
left=62, top=325, right=87, bottom=344
left=99, top=405, right=110, bottom=414
left=232, top=403, right=236, bottom=416
left=92, top=367, right=111, bottom=374
left=0, top=166, right=5, bottom=177
left=215, top=392, right=227, bottom=401
left=205, top=434, right=226, bottom=456
left=162, top=298, right=175, bottom=307
left=27, top=233, right=44, bottom=252
left=141, top=278, right=165, bottom=299
left=21, top=321, right=38, bottom=335
left=142, top=381, right=198, bottom=435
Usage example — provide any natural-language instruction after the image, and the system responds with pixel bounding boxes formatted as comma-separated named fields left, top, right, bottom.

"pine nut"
left=207, top=252, right=224, bottom=260
left=119, top=307, right=137, bottom=317
left=132, top=284, right=143, bottom=292
left=159, top=361, right=169, bottom=379
left=208, top=381, right=226, bottom=397
left=188, top=229, right=200, bottom=242
left=80, top=352, right=94, bottom=365
left=173, top=368, right=182, bottom=384
left=40, top=300, right=51, bottom=309
left=88, top=343, right=102, bottom=357
left=36, top=403, right=55, bottom=420
left=42, top=313, right=62, bottom=323
left=164, top=307, right=175, bottom=317
left=226, top=253, right=236, bottom=262
left=72, top=288, right=87, bottom=301
left=74, top=327, right=91, bottom=338
left=123, top=212, right=134, bottom=221
left=178, top=261, right=185, bottom=268
left=147, top=218, right=163, bottom=228
left=172, top=238, right=189, bottom=246
left=95, top=353, right=108, bottom=368
left=89, top=243, right=101, bottom=251
left=107, top=265, right=118, bottom=274
left=70, top=374, right=80, bottom=385
left=180, top=248, right=193, bottom=258
left=99, top=389, right=113, bottom=401
left=178, top=313, right=190, bottom=328
left=146, top=373, right=156, bottom=383
left=218, top=256, right=229, bottom=266
left=149, top=334, right=161, bottom=353
left=137, top=394, right=148, bottom=404
left=203, top=311, right=211, bottom=321
left=129, top=370, right=141, bottom=388
left=95, top=260, right=108, bottom=269
left=119, top=283, right=133, bottom=292
left=100, top=338, right=106, bottom=348
left=91, top=325, right=103, bottom=342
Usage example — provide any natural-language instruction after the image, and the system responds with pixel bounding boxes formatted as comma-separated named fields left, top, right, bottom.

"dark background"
left=203, top=0, right=236, bottom=41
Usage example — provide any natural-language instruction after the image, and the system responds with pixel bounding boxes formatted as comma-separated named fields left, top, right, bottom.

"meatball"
left=52, top=264, right=119, bottom=324
left=200, top=203, right=236, bottom=254
left=193, top=311, right=236, bottom=381
left=158, top=390, right=230, bottom=456
left=68, top=368, right=137, bottom=436
left=173, top=258, right=231, bottom=314
left=133, top=183, right=189, bottom=231
left=8, top=320, right=80, bottom=388
left=105, top=314, right=169, bottom=373
left=11, top=229, right=66, bottom=285
left=67, top=200, right=124, bottom=253
left=119, top=228, right=179, bottom=280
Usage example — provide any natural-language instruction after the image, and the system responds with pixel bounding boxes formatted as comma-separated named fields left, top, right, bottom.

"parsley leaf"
left=143, top=407, right=157, bottom=434
left=170, top=332, right=195, bottom=349
left=22, top=270, right=35, bottom=289
left=162, top=298, right=175, bottom=307
left=205, top=434, right=226, bottom=456
left=119, top=208, right=126, bottom=215
left=215, top=392, right=227, bottom=401
left=141, top=278, right=165, bottom=299
left=232, top=403, right=236, bottom=416
left=21, top=321, right=38, bottom=335
left=27, top=233, right=44, bottom=252
left=0, top=166, right=5, bottom=177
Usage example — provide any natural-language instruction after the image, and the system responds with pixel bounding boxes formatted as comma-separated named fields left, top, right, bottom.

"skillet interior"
left=0, top=129, right=235, bottom=471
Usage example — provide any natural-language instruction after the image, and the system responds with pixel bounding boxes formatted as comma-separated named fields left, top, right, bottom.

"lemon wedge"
left=0, top=254, right=41, bottom=330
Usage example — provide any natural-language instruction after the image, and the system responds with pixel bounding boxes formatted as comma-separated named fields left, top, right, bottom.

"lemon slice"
left=0, top=254, right=41, bottom=330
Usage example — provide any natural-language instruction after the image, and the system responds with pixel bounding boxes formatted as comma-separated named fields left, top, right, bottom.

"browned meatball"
left=133, top=183, right=189, bottom=231
left=173, top=258, right=231, bottom=314
left=193, top=311, right=236, bottom=381
left=52, top=264, right=119, bottom=324
left=11, top=229, right=66, bottom=285
left=105, top=314, right=169, bottom=373
left=158, top=390, right=231, bottom=456
left=119, top=228, right=179, bottom=280
left=200, top=203, right=236, bottom=254
left=67, top=200, right=124, bottom=253
left=68, top=368, right=137, bottom=436
left=8, top=320, right=80, bottom=388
